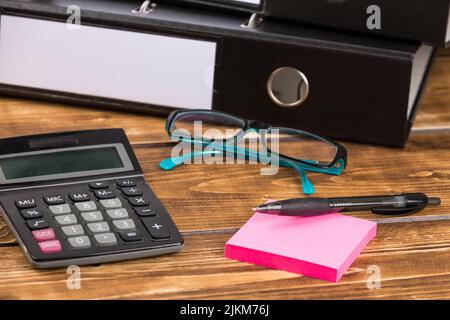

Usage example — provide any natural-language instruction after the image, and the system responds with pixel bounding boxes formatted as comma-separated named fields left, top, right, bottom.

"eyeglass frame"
left=165, top=109, right=348, bottom=172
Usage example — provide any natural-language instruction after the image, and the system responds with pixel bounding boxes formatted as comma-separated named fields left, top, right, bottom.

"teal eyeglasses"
left=160, top=110, right=347, bottom=195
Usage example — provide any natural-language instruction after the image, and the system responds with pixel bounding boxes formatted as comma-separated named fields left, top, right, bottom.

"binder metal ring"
left=267, top=67, right=310, bottom=108
left=240, top=13, right=264, bottom=29
left=132, top=0, right=156, bottom=14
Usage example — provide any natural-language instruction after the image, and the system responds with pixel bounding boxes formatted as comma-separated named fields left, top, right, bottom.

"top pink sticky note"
left=225, top=211, right=377, bottom=282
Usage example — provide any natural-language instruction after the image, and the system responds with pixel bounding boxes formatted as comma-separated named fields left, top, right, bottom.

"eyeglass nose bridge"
left=246, top=120, right=270, bottom=130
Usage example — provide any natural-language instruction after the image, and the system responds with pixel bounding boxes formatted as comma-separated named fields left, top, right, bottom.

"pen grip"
left=280, top=198, right=332, bottom=216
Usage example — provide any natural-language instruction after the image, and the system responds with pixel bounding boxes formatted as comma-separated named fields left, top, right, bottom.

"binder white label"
left=0, top=15, right=217, bottom=110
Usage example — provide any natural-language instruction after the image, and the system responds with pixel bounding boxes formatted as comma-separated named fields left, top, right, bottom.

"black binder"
left=160, top=0, right=450, bottom=47
left=0, top=0, right=435, bottom=147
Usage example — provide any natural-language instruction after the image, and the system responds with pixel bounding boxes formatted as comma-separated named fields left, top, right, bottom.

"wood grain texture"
left=0, top=52, right=448, bottom=300
left=0, top=132, right=448, bottom=242
left=0, top=98, right=169, bottom=144
left=1, top=221, right=450, bottom=299
left=438, top=48, right=450, bottom=56
left=415, top=56, right=450, bottom=129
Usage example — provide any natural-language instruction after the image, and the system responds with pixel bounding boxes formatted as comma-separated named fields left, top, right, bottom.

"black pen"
left=253, top=193, right=441, bottom=216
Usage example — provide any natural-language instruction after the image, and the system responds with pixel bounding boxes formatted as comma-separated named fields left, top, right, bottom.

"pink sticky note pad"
left=225, top=209, right=377, bottom=282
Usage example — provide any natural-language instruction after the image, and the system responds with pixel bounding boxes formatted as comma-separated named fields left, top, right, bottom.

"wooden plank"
left=0, top=220, right=450, bottom=299
left=415, top=56, right=450, bottom=129
left=0, top=97, right=169, bottom=144
left=1, top=131, right=448, bottom=245
left=437, top=48, right=450, bottom=56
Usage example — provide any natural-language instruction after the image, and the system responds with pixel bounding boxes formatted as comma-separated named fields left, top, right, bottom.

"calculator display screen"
left=0, top=144, right=134, bottom=183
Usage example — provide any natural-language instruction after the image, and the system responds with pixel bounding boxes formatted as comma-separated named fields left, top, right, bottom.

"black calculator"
left=0, top=129, right=183, bottom=268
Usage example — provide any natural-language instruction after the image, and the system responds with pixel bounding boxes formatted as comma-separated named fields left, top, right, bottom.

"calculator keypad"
left=2, top=177, right=182, bottom=264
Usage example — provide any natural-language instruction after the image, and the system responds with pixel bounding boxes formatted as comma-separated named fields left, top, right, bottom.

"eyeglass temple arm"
left=160, top=142, right=258, bottom=171
left=290, top=163, right=315, bottom=195
left=160, top=148, right=316, bottom=195
left=160, top=144, right=344, bottom=173
left=160, top=149, right=223, bottom=171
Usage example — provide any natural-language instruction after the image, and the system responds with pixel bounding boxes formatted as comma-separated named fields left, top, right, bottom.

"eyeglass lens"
left=171, top=112, right=245, bottom=140
left=264, top=128, right=338, bottom=165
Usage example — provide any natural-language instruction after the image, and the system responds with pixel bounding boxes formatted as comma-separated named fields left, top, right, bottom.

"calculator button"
left=87, top=222, right=110, bottom=233
left=20, top=208, right=43, bottom=220
left=69, top=192, right=90, bottom=202
left=49, top=204, right=71, bottom=215
left=142, top=218, right=171, bottom=239
left=100, top=198, right=122, bottom=209
left=62, top=224, right=84, bottom=237
left=38, top=240, right=62, bottom=254
left=15, top=198, right=37, bottom=209
left=68, top=236, right=91, bottom=249
left=94, top=233, right=117, bottom=246
left=106, top=208, right=129, bottom=219
left=116, top=179, right=136, bottom=187
left=75, top=201, right=97, bottom=212
left=26, top=219, right=49, bottom=230
left=89, top=182, right=109, bottom=190
left=44, top=195, right=65, bottom=205
left=112, top=219, right=136, bottom=232
left=94, top=189, right=116, bottom=200
left=119, top=231, right=143, bottom=243
left=128, top=196, right=150, bottom=207
left=32, top=228, right=55, bottom=242
left=133, top=207, right=156, bottom=217
left=55, top=214, right=77, bottom=226
left=121, top=187, right=143, bottom=197
left=81, top=211, right=103, bottom=222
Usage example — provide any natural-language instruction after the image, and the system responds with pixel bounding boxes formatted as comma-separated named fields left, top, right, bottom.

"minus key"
left=133, top=207, right=156, bottom=217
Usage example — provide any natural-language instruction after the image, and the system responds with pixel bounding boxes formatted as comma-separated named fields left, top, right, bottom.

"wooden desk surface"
left=0, top=53, right=449, bottom=300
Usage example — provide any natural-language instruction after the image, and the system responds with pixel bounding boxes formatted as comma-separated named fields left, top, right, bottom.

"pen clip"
left=372, top=202, right=427, bottom=216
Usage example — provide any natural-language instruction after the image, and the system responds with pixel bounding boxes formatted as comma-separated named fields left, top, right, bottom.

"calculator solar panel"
left=0, top=129, right=183, bottom=268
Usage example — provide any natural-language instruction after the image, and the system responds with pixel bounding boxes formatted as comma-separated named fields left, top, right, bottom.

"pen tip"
left=252, top=208, right=258, bottom=212
left=428, top=197, right=441, bottom=206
